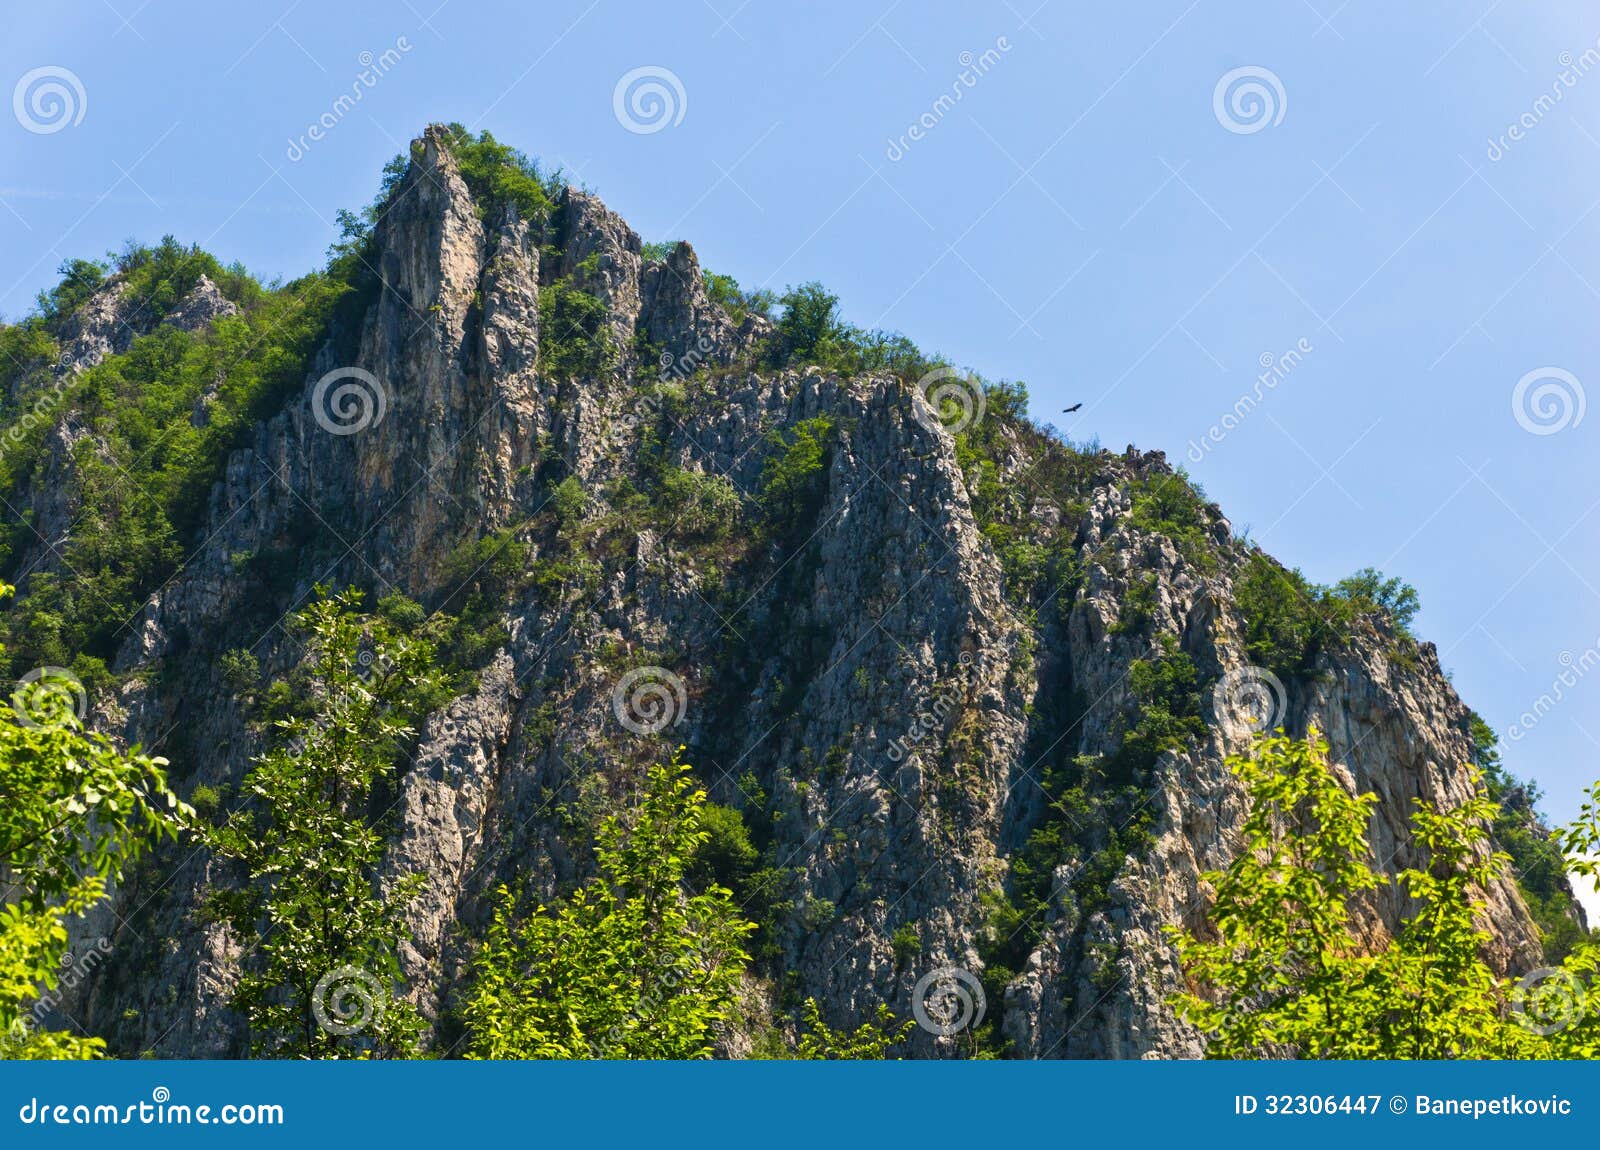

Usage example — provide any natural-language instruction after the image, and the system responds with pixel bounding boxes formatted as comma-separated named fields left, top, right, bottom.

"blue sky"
left=5, top=2, right=1600, bottom=840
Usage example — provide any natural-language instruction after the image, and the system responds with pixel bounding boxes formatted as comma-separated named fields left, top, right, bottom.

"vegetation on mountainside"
left=206, top=590, right=454, bottom=1058
left=0, top=238, right=353, bottom=677
left=0, top=581, right=190, bottom=1059
left=0, top=132, right=1589, bottom=1063
left=1173, top=729, right=1599, bottom=1058
left=464, top=752, right=754, bottom=1059
left=1469, top=712, right=1591, bottom=962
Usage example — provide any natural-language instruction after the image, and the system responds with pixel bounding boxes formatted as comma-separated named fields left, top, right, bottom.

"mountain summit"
left=0, top=125, right=1569, bottom=1057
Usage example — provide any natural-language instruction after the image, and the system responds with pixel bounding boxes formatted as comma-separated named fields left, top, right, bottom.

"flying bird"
left=1062, top=403, right=1083, bottom=413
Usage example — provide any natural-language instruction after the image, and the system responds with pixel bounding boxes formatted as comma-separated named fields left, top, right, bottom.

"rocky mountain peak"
left=5, top=125, right=1565, bottom=1059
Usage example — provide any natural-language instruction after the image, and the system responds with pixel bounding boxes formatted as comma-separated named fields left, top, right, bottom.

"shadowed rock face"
left=41, top=126, right=1547, bottom=1059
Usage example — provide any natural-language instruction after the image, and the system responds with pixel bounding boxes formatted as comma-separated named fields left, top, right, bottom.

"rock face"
left=7, top=274, right=241, bottom=593
left=32, top=126, right=1550, bottom=1058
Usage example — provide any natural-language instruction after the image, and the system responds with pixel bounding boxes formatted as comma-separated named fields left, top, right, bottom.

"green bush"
left=1126, top=470, right=1216, bottom=572
left=537, top=280, right=615, bottom=380
left=218, top=648, right=259, bottom=693
left=659, top=468, right=741, bottom=540
left=549, top=476, right=587, bottom=530
left=758, top=416, right=835, bottom=532
left=691, top=802, right=759, bottom=892
left=891, top=923, right=921, bottom=965
left=703, top=269, right=774, bottom=324
left=436, top=124, right=562, bottom=225
left=1234, top=552, right=1423, bottom=678
left=763, top=281, right=939, bottom=382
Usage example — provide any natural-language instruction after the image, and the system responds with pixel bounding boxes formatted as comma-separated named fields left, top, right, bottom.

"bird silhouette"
left=1062, top=403, right=1083, bottom=413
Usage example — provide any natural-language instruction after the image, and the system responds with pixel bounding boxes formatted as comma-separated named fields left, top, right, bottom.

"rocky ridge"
left=8, top=125, right=1552, bottom=1058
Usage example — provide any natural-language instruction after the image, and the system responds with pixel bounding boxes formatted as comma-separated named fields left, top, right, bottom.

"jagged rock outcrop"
left=20, top=125, right=1554, bottom=1059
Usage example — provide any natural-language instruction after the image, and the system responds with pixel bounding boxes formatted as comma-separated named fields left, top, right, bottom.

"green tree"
left=0, top=581, right=189, bottom=1058
left=1172, top=729, right=1598, bottom=1058
left=464, top=752, right=754, bottom=1059
left=1330, top=567, right=1420, bottom=636
left=773, top=282, right=844, bottom=363
left=208, top=589, right=450, bottom=1059
left=1369, top=788, right=1536, bottom=1057
left=791, top=998, right=913, bottom=1059
left=1170, top=729, right=1387, bottom=1057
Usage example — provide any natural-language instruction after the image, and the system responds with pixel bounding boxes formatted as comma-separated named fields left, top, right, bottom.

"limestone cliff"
left=7, top=126, right=1554, bottom=1058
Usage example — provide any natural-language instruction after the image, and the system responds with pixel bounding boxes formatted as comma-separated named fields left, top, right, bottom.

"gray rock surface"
left=35, top=126, right=1550, bottom=1059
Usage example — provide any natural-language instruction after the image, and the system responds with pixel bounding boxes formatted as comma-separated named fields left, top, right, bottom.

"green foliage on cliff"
left=1471, top=713, right=1592, bottom=961
left=207, top=590, right=450, bottom=1059
left=763, top=281, right=939, bottom=382
left=0, top=581, right=189, bottom=1059
left=1173, top=730, right=1600, bottom=1059
left=436, top=123, right=563, bottom=226
left=1234, top=552, right=1423, bottom=680
left=538, top=279, right=616, bottom=380
left=464, top=752, right=754, bottom=1059
left=757, top=416, right=835, bottom=534
left=0, top=243, right=351, bottom=673
left=1126, top=470, right=1218, bottom=573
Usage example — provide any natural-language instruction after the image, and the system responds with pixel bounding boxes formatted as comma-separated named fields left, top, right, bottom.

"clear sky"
left=5, top=2, right=1600, bottom=851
